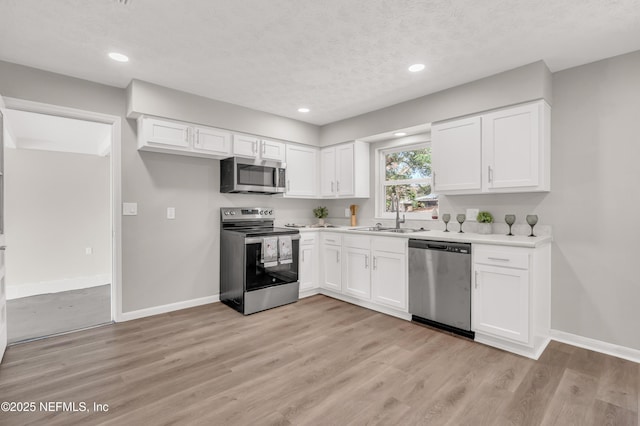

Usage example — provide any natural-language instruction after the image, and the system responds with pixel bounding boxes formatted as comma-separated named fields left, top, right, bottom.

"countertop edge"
left=294, top=226, right=552, bottom=248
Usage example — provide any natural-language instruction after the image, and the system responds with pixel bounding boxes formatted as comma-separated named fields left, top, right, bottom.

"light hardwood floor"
left=0, top=295, right=638, bottom=425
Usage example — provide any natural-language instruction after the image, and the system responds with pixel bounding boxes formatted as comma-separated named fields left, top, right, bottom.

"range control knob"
left=259, top=210, right=264, bottom=215
left=230, top=211, right=236, bottom=215
left=268, top=210, right=273, bottom=215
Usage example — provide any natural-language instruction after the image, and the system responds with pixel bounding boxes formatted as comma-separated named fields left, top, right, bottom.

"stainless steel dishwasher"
left=408, top=240, right=474, bottom=338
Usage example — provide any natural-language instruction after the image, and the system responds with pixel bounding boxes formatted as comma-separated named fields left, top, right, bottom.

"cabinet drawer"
left=343, top=235, right=371, bottom=250
left=371, top=237, right=406, bottom=254
left=322, top=233, right=342, bottom=246
left=474, top=246, right=530, bottom=269
left=300, top=233, right=317, bottom=245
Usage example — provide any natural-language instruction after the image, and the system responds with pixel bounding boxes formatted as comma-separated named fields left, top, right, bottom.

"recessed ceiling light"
left=108, top=52, right=129, bottom=62
left=408, top=63, right=425, bottom=73
left=298, top=107, right=310, bottom=113
left=394, top=132, right=407, bottom=137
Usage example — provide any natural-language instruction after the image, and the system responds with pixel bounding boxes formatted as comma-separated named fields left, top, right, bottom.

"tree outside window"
left=382, top=144, right=437, bottom=215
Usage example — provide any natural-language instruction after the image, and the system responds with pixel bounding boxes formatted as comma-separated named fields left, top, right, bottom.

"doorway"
left=1, top=99, right=122, bottom=343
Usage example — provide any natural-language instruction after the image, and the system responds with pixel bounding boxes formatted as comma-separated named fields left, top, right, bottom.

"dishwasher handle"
left=409, top=239, right=471, bottom=254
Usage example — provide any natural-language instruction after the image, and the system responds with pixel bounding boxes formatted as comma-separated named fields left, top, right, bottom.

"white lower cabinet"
left=320, top=234, right=342, bottom=292
left=342, top=236, right=372, bottom=299
left=371, top=249, right=407, bottom=311
left=472, top=243, right=550, bottom=359
left=299, top=233, right=318, bottom=295
left=320, top=234, right=408, bottom=316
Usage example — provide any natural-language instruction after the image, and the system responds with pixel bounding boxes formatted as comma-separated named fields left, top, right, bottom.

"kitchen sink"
left=350, top=227, right=426, bottom=233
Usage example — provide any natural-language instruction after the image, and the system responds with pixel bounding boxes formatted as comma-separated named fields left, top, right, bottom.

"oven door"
left=244, top=237, right=299, bottom=292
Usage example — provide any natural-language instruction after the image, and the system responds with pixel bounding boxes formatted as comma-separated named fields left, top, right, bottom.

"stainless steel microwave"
left=220, top=157, right=286, bottom=194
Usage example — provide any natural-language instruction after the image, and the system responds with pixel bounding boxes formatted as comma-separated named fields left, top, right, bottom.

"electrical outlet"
left=85, top=247, right=93, bottom=255
left=344, top=208, right=351, bottom=217
left=123, top=202, right=138, bottom=216
left=167, top=207, right=176, bottom=220
left=466, top=208, right=479, bottom=221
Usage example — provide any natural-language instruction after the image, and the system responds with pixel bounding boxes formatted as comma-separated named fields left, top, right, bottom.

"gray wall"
left=0, top=60, right=319, bottom=313
left=320, top=60, right=553, bottom=146
left=5, top=148, right=110, bottom=286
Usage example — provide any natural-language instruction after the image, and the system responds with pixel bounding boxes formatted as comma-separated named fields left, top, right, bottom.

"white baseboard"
left=118, top=294, right=220, bottom=322
left=550, top=329, right=640, bottom=364
left=299, top=288, right=321, bottom=299
left=7, top=274, right=111, bottom=300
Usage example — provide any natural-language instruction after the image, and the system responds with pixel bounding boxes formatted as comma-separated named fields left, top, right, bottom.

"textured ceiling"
left=1, top=0, right=639, bottom=125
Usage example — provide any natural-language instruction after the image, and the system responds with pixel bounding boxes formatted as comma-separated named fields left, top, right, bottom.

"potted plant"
left=476, top=211, right=494, bottom=234
left=313, top=206, right=329, bottom=226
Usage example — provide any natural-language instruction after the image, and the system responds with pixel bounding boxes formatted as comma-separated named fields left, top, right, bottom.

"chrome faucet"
left=393, top=193, right=405, bottom=229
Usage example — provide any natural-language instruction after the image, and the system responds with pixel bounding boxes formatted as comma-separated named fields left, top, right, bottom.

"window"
left=377, top=143, right=438, bottom=219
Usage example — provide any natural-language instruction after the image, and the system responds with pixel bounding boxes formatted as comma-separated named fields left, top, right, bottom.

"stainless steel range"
left=220, top=207, right=300, bottom=315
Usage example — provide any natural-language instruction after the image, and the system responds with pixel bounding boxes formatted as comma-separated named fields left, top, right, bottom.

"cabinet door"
left=142, top=118, right=190, bottom=149
left=342, top=247, right=371, bottom=299
left=473, top=264, right=530, bottom=344
left=233, top=134, right=260, bottom=158
left=261, top=139, right=286, bottom=162
left=299, top=243, right=317, bottom=292
left=193, top=126, right=232, bottom=156
left=320, top=148, right=336, bottom=197
left=336, top=143, right=355, bottom=196
left=483, top=103, right=539, bottom=190
left=432, top=116, right=482, bottom=193
left=321, top=244, right=341, bottom=292
left=285, top=144, right=317, bottom=197
left=372, top=250, right=407, bottom=311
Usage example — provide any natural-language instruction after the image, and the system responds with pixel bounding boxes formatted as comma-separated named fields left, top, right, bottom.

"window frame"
left=375, top=140, right=436, bottom=220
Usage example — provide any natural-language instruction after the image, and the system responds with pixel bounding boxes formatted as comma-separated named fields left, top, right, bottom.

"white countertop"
left=295, top=226, right=552, bottom=248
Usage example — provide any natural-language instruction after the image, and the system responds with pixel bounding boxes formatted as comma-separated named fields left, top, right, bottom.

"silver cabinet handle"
left=432, top=171, right=436, bottom=189
left=336, top=181, right=340, bottom=192
left=254, top=141, right=258, bottom=154
left=302, top=250, right=305, bottom=262
left=365, top=255, right=369, bottom=269
left=488, top=257, right=510, bottom=262
left=194, top=129, right=199, bottom=146
left=331, top=181, right=334, bottom=193
left=287, top=180, right=291, bottom=192
left=373, top=256, right=377, bottom=270
left=475, top=271, right=478, bottom=289
left=184, top=128, right=189, bottom=142
left=262, top=142, right=266, bottom=154
left=488, top=165, right=493, bottom=183
left=336, top=251, right=340, bottom=263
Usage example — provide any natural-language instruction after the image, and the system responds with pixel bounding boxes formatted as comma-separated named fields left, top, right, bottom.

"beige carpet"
left=6, top=284, right=112, bottom=343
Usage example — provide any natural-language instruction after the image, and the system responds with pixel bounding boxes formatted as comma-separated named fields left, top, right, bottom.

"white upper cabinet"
left=138, top=116, right=233, bottom=159
left=261, top=139, right=286, bottom=162
left=432, top=116, right=482, bottom=193
left=320, top=141, right=370, bottom=198
left=193, top=126, right=232, bottom=156
left=482, top=102, right=548, bottom=192
left=432, top=100, right=550, bottom=194
left=320, top=148, right=337, bottom=196
left=232, top=134, right=260, bottom=158
left=284, top=144, right=318, bottom=198
left=233, top=135, right=286, bottom=162
left=140, top=117, right=191, bottom=150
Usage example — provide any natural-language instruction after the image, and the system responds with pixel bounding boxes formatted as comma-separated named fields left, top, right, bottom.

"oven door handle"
left=245, top=235, right=301, bottom=245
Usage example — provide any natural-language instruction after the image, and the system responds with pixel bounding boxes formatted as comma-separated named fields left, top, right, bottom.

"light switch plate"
left=123, top=202, right=138, bottom=216
left=344, top=208, right=350, bottom=217
left=466, top=208, right=479, bottom=221
left=167, top=207, right=176, bottom=220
